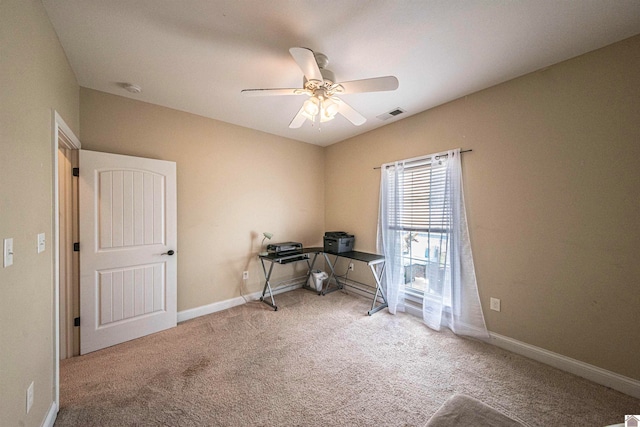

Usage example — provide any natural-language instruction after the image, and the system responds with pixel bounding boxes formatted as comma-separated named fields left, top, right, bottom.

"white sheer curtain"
left=377, top=148, right=489, bottom=340
left=377, top=161, right=406, bottom=314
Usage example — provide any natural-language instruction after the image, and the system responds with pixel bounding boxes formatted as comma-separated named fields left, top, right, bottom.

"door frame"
left=52, top=110, right=81, bottom=411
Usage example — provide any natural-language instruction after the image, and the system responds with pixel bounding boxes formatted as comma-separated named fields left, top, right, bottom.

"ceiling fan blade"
left=289, top=47, right=323, bottom=83
left=337, top=76, right=399, bottom=94
left=241, top=88, right=304, bottom=97
left=335, top=98, right=366, bottom=126
left=289, top=106, right=307, bottom=129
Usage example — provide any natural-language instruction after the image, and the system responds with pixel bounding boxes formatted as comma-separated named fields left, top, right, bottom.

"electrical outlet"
left=37, top=233, right=45, bottom=253
left=490, top=297, right=501, bottom=312
left=242, top=271, right=249, bottom=280
left=4, top=238, right=13, bottom=267
left=26, top=381, right=34, bottom=414
left=348, top=262, right=354, bottom=271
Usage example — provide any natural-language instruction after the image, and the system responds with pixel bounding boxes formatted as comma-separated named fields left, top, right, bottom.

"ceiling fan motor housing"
left=303, top=52, right=336, bottom=90
left=304, top=69, right=336, bottom=90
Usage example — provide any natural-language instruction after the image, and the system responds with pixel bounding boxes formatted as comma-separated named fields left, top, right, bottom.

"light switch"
left=4, top=238, right=14, bottom=267
left=37, top=233, right=45, bottom=253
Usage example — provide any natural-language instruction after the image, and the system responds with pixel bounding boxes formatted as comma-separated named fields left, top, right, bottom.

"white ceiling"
left=43, top=0, right=640, bottom=147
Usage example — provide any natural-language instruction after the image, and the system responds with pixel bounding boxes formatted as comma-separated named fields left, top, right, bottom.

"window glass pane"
left=402, top=230, right=451, bottom=304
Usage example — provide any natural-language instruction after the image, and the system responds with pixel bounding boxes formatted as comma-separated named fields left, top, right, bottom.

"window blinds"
left=390, top=159, right=450, bottom=232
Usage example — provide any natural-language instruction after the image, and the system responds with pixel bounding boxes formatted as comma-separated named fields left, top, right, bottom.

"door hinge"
left=72, top=167, right=79, bottom=177
left=73, top=242, right=80, bottom=252
left=74, top=317, right=80, bottom=327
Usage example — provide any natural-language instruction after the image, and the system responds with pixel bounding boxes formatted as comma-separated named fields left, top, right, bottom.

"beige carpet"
left=56, top=289, right=639, bottom=426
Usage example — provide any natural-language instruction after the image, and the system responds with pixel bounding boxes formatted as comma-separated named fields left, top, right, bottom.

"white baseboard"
left=330, top=278, right=384, bottom=302
left=177, top=281, right=303, bottom=323
left=42, top=401, right=57, bottom=427
left=489, top=332, right=640, bottom=399
left=177, top=295, right=246, bottom=323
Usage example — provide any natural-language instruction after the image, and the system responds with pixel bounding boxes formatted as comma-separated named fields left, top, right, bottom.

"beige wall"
left=0, top=1, right=79, bottom=426
left=79, top=89, right=325, bottom=311
left=325, top=35, right=640, bottom=380
left=2, top=4, right=638, bottom=426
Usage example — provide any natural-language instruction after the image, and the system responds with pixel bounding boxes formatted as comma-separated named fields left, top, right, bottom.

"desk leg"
left=367, top=262, right=388, bottom=316
left=321, top=253, right=343, bottom=295
left=259, top=258, right=277, bottom=311
left=302, top=253, right=320, bottom=294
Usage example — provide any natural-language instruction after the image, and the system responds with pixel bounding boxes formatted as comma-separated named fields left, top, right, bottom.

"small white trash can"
left=309, top=270, right=328, bottom=292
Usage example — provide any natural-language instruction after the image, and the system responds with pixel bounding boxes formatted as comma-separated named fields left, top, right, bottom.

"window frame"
left=386, top=156, right=452, bottom=301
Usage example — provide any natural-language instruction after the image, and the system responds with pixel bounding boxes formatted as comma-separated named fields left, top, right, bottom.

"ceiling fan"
left=241, top=47, right=399, bottom=128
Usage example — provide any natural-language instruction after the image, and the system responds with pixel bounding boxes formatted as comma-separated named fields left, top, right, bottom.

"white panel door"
left=79, top=150, right=177, bottom=354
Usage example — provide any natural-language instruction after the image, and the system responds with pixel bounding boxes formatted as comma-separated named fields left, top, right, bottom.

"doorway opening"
left=58, top=144, right=79, bottom=359
left=53, top=111, right=81, bottom=410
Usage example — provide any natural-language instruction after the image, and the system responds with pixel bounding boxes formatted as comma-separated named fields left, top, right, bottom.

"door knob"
left=161, top=250, right=175, bottom=256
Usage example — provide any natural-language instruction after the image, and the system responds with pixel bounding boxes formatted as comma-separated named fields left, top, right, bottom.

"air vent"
left=377, top=108, right=406, bottom=121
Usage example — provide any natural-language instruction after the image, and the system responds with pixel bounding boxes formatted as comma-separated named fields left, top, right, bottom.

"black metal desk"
left=321, top=250, right=387, bottom=315
left=258, top=247, right=323, bottom=311
left=258, top=248, right=387, bottom=315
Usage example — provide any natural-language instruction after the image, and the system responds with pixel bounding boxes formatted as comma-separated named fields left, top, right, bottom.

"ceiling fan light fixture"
left=303, top=96, right=320, bottom=116
left=323, top=98, right=339, bottom=117
left=320, top=112, right=335, bottom=123
left=320, top=100, right=338, bottom=122
left=303, top=94, right=338, bottom=123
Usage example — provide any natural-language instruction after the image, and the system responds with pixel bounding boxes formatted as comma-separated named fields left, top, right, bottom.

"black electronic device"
left=267, top=242, right=303, bottom=256
left=323, top=231, right=355, bottom=254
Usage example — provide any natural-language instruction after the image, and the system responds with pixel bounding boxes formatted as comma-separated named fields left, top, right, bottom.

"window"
left=389, top=158, right=450, bottom=300
left=378, top=148, right=487, bottom=338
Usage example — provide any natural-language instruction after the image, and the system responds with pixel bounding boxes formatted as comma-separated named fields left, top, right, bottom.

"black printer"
left=323, top=232, right=355, bottom=254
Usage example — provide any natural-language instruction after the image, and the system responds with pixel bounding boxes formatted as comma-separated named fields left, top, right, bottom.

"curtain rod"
left=373, top=149, right=473, bottom=170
